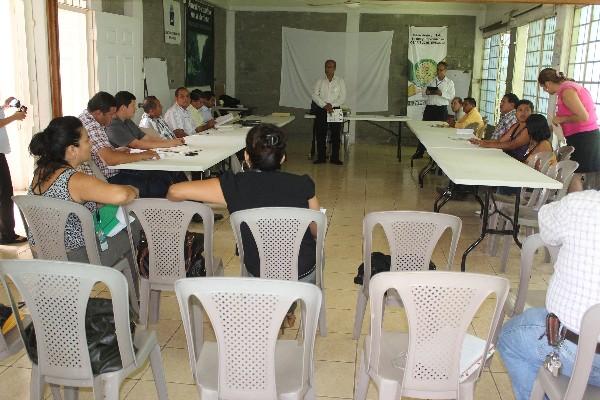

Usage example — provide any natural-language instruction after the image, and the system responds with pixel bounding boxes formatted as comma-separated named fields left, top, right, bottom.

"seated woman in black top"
left=470, top=99, right=534, bottom=161
left=167, top=123, right=320, bottom=282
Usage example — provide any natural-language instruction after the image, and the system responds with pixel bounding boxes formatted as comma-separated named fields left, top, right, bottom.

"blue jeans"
left=498, top=307, right=600, bottom=400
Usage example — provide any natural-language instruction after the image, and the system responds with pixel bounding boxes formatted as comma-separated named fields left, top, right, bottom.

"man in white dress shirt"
left=412, top=61, right=455, bottom=160
left=139, top=96, right=176, bottom=139
left=164, top=87, right=204, bottom=137
left=311, top=59, right=346, bottom=165
left=498, top=190, right=600, bottom=400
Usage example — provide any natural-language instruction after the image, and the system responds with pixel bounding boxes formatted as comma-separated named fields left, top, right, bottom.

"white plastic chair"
left=530, top=303, right=600, bottom=400
left=0, top=259, right=168, bottom=400
left=527, top=151, right=555, bottom=173
left=12, top=195, right=139, bottom=313
left=125, top=199, right=223, bottom=326
left=175, top=277, right=322, bottom=400
left=355, top=271, right=509, bottom=400
left=487, top=162, right=559, bottom=257
left=352, top=211, right=462, bottom=340
left=229, top=207, right=327, bottom=336
left=555, top=145, right=574, bottom=162
left=488, top=160, right=578, bottom=272
left=505, top=234, right=559, bottom=317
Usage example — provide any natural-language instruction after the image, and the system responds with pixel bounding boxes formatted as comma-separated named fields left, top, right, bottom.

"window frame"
left=479, top=31, right=511, bottom=124
left=522, top=16, right=556, bottom=117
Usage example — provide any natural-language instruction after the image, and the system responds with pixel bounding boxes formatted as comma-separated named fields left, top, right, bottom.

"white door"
left=93, top=11, right=143, bottom=102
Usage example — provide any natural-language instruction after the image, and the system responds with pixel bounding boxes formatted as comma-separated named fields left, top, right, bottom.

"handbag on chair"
left=136, top=230, right=206, bottom=278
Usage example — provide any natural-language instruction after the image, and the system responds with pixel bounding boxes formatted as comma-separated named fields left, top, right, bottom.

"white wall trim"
left=226, top=9, right=236, bottom=96
left=346, top=11, right=360, bottom=144
left=471, top=11, right=485, bottom=105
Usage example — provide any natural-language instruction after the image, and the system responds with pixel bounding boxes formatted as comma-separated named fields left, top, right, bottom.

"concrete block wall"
left=235, top=12, right=347, bottom=145
left=356, top=14, right=476, bottom=144
left=234, top=12, right=476, bottom=146
left=142, top=0, right=227, bottom=91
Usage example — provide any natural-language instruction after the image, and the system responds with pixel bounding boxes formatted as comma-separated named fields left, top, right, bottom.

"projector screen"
left=279, top=27, right=393, bottom=113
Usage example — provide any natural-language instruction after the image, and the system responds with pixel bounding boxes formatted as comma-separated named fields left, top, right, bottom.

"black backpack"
left=354, top=252, right=437, bottom=284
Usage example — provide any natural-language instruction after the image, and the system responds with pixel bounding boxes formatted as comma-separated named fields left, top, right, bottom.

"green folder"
left=96, top=204, right=120, bottom=234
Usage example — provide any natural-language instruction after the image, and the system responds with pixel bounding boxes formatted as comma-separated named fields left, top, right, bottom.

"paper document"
left=106, top=207, right=135, bottom=238
left=215, top=113, right=235, bottom=127
left=456, top=128, right=474, bottom=136
left=327, top=109, right=344, bottom=123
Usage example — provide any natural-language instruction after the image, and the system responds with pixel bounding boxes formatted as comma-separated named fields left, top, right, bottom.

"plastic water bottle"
left=95, top=211, right=109, bottom=251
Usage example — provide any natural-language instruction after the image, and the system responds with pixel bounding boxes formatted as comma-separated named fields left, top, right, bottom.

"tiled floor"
left=0, top=140, right=553, bottom=399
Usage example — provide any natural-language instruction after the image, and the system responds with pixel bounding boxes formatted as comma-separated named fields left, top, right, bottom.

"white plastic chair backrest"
left=229, top=207, right=326, bottom=281
left=562, top=303, right=600, bottom=400
left=125, top=199, right=216, bottom=283
left=362, top=211, right=461, bottom=289
left=513, top=234, right=559, bottom=315
left=526, top=163, right=560, bottom=210
left=553, top=160, right=579, bottom=201
left=12, top=195, right=101, bottom=265
left=367, top=272, right=509, bottom=397
left=175, top=277, right=322, bottom=400
left=556, top=145, right=574, bottom=162
left=527, top=151, right=554, bottom=174
left=0, top=260, right=135, bottom=382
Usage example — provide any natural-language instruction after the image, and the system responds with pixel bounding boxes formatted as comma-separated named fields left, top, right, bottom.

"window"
left=479, top=32, right=511, bottom=124
left=568, top=5, right=600, bottom=118
left=523, top=16, right=556, bottom=116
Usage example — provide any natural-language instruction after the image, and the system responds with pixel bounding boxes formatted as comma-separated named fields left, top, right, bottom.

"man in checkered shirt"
left=490, top=93, right=518, bottom=140
left=498, top=190, right=600, bottom=400
left=79, top=92, right=177, bottom=198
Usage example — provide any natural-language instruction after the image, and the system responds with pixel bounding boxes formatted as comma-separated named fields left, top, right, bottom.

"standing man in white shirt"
left=498, top=190, right=600, bottom=400
left=0, top=97, right=27, bottom=244
left=311, top=59, right=346, bottom=165
left=412, top=61, right=455, bottom=160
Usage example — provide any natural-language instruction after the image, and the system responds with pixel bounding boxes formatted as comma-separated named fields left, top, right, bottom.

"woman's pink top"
left=556, top=81, right=598, bottom=136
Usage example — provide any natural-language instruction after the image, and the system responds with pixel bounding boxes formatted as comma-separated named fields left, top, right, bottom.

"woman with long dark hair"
left=168, top=123, right=320, bottom=282
left=538, top=67, right=599, bottom=191
left=523, top=114, right=556, bottom=170
left=28, top=116, right=138, bottom=262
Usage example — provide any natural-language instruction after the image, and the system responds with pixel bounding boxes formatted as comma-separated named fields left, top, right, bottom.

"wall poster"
left=186, top=0, right=214, bottom=87
left=407, top=26, right=447, bottom=121
left=163, top=0, right=181, bottom=44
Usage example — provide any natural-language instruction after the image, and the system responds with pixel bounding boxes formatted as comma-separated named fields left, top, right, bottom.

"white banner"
left=407, top=26, right=447, bottom=120
left=280, top=27, right=393, bottom=112
left=163, top=0, right=181, bottom=44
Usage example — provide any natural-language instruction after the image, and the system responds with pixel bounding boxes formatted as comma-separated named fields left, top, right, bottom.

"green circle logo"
left=412, top=59, right=438, bottom=87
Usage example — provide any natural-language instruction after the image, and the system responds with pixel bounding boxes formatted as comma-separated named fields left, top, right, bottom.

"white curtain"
left=279, top=27, right=393, bottom=112
left=0, top=0, right=34, bottom=191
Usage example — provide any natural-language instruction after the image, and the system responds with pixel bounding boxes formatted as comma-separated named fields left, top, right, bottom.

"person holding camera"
left=0, top=97, right=27, bottom=244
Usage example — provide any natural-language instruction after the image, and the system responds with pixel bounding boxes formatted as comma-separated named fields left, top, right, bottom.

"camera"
left=8, top=98, right=27, bottom=113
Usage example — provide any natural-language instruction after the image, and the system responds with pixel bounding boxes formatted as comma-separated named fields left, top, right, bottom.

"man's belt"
left=564, top=328, right=600, bottom=354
